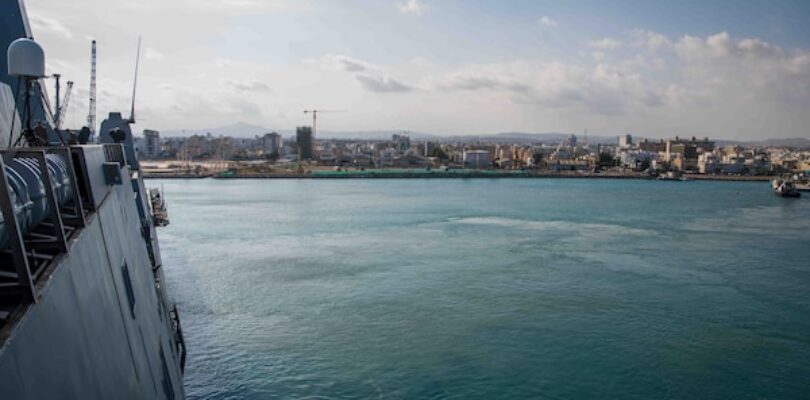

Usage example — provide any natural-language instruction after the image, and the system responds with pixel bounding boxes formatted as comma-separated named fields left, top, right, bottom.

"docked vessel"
left=772, top=177, right=801, bottom=198
left=0, top=1, right=185, bottom=399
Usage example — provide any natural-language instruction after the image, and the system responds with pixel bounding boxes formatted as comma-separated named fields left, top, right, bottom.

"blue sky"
left=25, top=0, right=810, bottom=139
left=215, top=0, right=810, bottom=63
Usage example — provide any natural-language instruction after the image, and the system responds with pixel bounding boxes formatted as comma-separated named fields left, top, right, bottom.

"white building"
left=619, top=134, right=633, bottom=149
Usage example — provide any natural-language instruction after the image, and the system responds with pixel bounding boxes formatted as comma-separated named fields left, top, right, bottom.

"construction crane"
left=86, top=40, right=97, bottom=140
left=54, top=81, right=73, bottom=130
left=302, top=109, right=346, bottom=146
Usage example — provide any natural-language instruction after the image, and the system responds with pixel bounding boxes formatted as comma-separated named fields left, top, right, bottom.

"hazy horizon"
left=27, top=0, right=810, bottom=140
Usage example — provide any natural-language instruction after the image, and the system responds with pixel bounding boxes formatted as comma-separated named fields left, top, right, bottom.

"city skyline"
left=26, top=0, right=810, bottom=140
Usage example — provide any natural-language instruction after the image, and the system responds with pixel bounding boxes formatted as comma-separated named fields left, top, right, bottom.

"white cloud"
left=631, top=29, right=672, bottom=51
left=215, top=57, right=233, bottom=68
left=29, top=14, right=73, bottom=39
left=434, top=74, right=529, bottom=93
left=182, top=0, right=304, bottom=14
left=319, top=54, right=414, bottom=93
left=220, top=79, right=271, bottom=92
left=675, top=32, right=783, bottom=61
left=591, top=51, right=606, bottom=61
left=538, top=16, right=557, bottom=28
left=396, top=0, right=425, bottom=16
left=145, top=48, right=165, bottom=60
left=589, top=37, right=623, bottom=50
left=321, top=54, right=371, bottom=72
left=355, top=74, right=413, bottom=92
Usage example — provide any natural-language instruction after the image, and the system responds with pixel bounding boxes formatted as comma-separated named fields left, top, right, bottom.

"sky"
left=24, top=0, right=810, bottom=139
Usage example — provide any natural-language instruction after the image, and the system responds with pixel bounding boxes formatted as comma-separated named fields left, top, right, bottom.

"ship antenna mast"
left=86, top=40, right=96, bottom=141
left=129, top=36, right=141, bottom=123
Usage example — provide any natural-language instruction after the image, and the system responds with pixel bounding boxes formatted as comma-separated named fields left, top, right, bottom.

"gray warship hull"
left=0, top=1, right=186, bottom=399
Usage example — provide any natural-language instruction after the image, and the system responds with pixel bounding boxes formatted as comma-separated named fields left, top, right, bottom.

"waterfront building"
left=352, top=154, right=375, bottom=167
left=296, top=126, right=314, bottom=160
left=319, top=150, right=336, bottom=163
left=260, top=132, right=283, bottom=155
left=619, top=134, right=633, bottom=149
left=144, top=129, right=160, bottom=158
left=463, top=150, right=492, bottom=169
left=548, top=159, right=590, bottom=171
left=638, top=138, right=667, bottom=153
left=392, top=133, right=411, bottom=152
left=665, top=136, right=715, bottom=171
left=423, top=140, right=437, bottom=157
left=378, top=147, right=398, bottom=167
left=620, top=150, right=656, bottom=170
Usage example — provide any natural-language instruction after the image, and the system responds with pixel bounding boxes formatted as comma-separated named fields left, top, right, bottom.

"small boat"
left=772, top=178, right=801, bottom=198
left=657, top=171, right=689, bottom=181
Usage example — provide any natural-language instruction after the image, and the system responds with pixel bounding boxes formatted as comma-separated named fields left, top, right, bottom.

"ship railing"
left=0, top=147, right=88, bottom=327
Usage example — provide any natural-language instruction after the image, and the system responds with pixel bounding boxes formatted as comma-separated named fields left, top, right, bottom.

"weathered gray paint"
left=1, top=4, right=184, bottom=398
left=0, top=160, right=184, bottom=399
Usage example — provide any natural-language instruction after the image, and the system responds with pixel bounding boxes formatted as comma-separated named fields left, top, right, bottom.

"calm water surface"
left=153, top=179, right=810, bottom=399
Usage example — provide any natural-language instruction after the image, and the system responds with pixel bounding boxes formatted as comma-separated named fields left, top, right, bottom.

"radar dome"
left=7, top=38, right=45, bottom=78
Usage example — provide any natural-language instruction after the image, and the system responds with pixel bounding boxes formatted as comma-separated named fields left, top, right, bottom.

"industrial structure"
left=86, top=40, right=96, bottom=141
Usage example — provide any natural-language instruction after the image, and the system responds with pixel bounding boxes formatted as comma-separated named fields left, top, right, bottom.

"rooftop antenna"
left=86, top=40, right=96, bottom=141
left=129, top=36, right=141, bottom=123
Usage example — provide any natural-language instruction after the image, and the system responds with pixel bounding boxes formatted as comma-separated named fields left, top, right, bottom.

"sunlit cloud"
left=538, top=16, right=558, bottom=28
left=396, top=0, right=425, bottom=16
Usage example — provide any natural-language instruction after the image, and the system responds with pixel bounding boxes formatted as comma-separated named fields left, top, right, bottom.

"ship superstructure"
left=0, top=1, right=185, bottom=398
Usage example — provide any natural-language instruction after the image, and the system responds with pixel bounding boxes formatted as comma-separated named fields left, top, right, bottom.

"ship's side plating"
left=0, top=1, right=185, bottom=398
left=0, top=143, right=186, bottom=399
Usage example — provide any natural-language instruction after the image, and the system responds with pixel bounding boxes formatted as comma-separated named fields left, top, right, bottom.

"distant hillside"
left=741, top=138, right=810, bottom=148
left=159, top=123, right=437, bottom=140
left=444, top=132, right=618, bottom=144
left=161, top=122, right=275, bottom=137
left=317, top=130, right=440, bottom=140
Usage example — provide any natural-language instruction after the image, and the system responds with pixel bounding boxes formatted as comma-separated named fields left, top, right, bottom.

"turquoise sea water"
left=154, top=179, right=810, bottom=399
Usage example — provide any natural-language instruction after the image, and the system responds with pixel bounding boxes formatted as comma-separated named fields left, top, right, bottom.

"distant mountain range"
left=158, top=122, right=611, bottom=143
left=157, top=122, right=810, bottom=148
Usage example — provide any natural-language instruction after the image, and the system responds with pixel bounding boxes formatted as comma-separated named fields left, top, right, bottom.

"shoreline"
left=142, top=171, right=774, bottom=182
